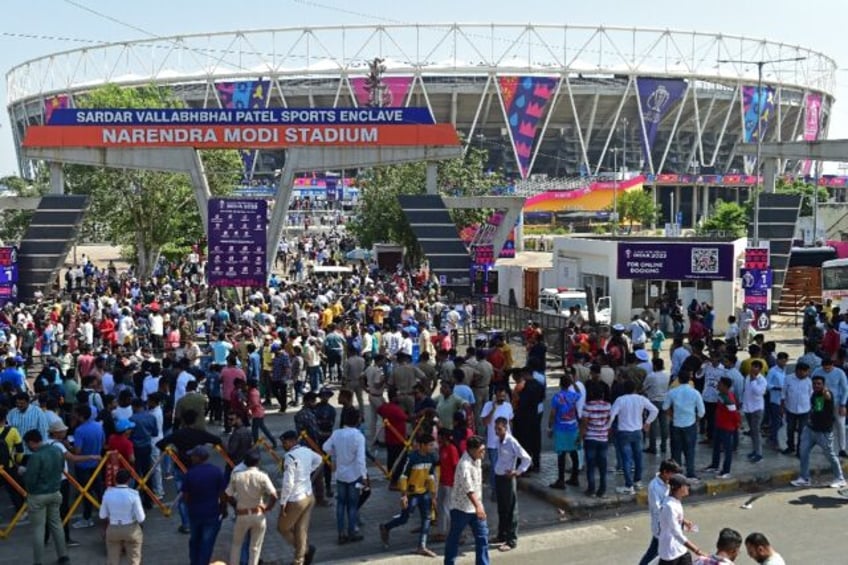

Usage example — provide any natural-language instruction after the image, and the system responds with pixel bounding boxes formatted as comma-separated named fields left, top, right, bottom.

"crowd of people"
left=0, top=225, right=836, bottom=565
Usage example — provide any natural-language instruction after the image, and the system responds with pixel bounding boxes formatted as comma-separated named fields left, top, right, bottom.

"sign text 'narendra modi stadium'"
left=23, top=107, right=460, bottom=149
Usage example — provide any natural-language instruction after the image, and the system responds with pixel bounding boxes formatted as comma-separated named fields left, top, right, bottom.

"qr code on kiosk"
left=690, top=248, right=719, bottom=274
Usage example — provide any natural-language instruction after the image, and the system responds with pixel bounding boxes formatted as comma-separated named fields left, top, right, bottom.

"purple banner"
left=742, top=85, right=775, bottom=173
left=498, top=76, right=559, bottom=179
left=617, top=242, right=735, bottom=281
left=637, top=78, right=687, bottom=169
left=207, top=199, right=267, bottom=287
left=215, top=80, right=271, bottom=180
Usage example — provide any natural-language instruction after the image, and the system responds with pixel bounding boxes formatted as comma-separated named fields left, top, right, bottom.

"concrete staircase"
left=17, top=195, right=90, bottom=300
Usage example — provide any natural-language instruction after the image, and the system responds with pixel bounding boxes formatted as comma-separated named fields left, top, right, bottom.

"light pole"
left=718, top=56, right=806, bottom=246
left=611, top=147, right=620, bottom=235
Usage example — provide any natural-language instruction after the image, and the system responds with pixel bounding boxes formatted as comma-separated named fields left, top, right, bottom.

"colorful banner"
left=802, top=93, right=822, bottom=176
left=0, top=247, right=18, bottom=307
left=617, top=242, right=735, bottom=281
left=349, top=76, right=414, bottom=108
left=44, top=94, right=69, bottom=124
left=637, top=78, right=687, bottom=169
left=207, top=199, right=267, bottom=287
left=498, top=76, right=559, bottom=179
left=523, top=176, right=645, bottom=212
left=22, top=124, right=460, bottom=149
left=216, top=80, right=270, bottom=180
left=742, top=85, right=776, bottom=172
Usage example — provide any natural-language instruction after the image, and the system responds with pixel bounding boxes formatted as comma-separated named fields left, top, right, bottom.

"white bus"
left=821, top=258, right=848, bottom=308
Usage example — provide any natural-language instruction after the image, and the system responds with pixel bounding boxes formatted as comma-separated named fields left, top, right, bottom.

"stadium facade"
left=5, top=24, right=838, bottom=224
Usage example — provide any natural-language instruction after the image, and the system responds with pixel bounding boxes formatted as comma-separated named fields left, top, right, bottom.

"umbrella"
left=345, top=248, right=372, bottom=261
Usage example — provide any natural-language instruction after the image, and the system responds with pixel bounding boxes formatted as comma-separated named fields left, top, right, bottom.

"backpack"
left=0, top=426, right=14, bottom=469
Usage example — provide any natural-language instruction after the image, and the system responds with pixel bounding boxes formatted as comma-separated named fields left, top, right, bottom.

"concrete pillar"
left=49, top=162, right=64, bottom=195
left=691, top=185, right=698, bottom=227
left=763, top=159, right=777, bottom=194
left=702, top=183, right=710, bottom=219
left=515, top=211, right=524, bottom=252
left=425, top=162, right=438, bottom=195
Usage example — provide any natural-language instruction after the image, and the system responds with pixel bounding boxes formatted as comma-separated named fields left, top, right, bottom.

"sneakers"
left=790, top=477, right=811, bottom=487
left=379, top=523, right=389, bottom=547
left=829, top=479, right=847, bottom=488
left=702, top=467, right=719, bottom=473
left=615, top=486, right=635, bottom=495
left=416, top=546, right=437, bottom=558
left=71, top=518, right=95, bottom=529
left=634, top=481, right=644, bottom=490
left=716, top=473, right=732, bottom=480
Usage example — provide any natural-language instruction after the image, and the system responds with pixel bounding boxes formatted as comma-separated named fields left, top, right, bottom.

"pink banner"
left=349, top=77, right=413, bottom=107
left=802, top=93, right=822, bottom=176
left=44, top=94, right=69, bottom=124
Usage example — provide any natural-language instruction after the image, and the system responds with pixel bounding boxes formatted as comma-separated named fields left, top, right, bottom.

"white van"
left=538, top=288, right=611, bottom=325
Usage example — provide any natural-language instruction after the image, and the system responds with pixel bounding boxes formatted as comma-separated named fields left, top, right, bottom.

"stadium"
left=5, top=23, right=838, bottom=226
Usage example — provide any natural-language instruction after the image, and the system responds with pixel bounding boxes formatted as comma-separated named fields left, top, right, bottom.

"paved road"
left=333, top=488, right=848, bottom=564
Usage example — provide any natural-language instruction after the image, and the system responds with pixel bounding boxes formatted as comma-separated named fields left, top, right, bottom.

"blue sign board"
left=741, top=268, right=772, bottom=292
left=207, top=199, right=267, bottom=287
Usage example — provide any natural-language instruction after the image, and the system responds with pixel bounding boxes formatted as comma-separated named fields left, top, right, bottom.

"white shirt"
left=742, top=375, right=767, bottom=413
left=658, top=496, right=688, bottom=560
left=322, top=427, right=367, bottom=483
left=44, top=438, right=69, bottom=477
left=480, top=400, right=514, bottom=449
left=101, top=372, right=115, bottom=395
left=449, top=451, right=482, bottom=514
left=783, top=374, right=813, bottom=415
left=175, top=371, right=196, bottom=405
left=279, top=445, right=323, bottom=506
left=643, top=371, right=670, bottom=403
left=142, top=375, right=160, bottom=402
left=99, top=485, right=146, bottom=526
left=609, top=394, right=659, bottom=432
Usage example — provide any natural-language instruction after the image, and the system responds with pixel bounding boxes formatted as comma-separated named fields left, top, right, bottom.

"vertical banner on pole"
left=741, top=85, right=776, bottom=174
left=743, top=247, right=771, bottom=332
left=497, top=76, right=559, bottom=179
left=215, top=80, right=271, bottom=181
left=207, top=199, right=268, bottom=287
left=802, top=93, right=822, bottom=176
left=636, top=78, right=687, bottom=171
left=349, top=77, right=414, bottom=107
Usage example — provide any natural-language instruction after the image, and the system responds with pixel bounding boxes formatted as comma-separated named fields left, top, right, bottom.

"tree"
left=614, top=189, right=659, bottom=230
left=63, top=84, right=242, bottom=277
left=776, top=178, right=829, bottom=216
left=0, top=173, right=49, bottom=243
left=348, top=145, right=503, bottom=261
left=699, top=199, right=748, bottom=238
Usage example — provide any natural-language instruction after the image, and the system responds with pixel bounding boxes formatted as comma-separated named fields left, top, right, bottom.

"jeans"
left=670, top=424, right=697, bottom=478
left=799, top=427, right=845, bottom=481
left=384, top=492, right=431, bottom=548
left=617, top=430, right=643, bottom=487
left=29, top=491, right=67, bottom=565
left=638, top=536, right=659, bottom=565
left=251, top=417, right=277, bottom=446
left=767, top=402, right=783, bottom=445
left=188, top=517, right=222, bottom=565
left=745, top=410, right=763, bottom=456
left=785, top=411, right=809, bottom=452
left=584, top=440, right=608, bottom=495
left=174, top=467, right=190, bottom=528
left=307, top=366, right=323, bottom=392
left=648, top=401, right=669, bottom=452
left=336, top=480, right=361, bottom=537
left=494, top=475, right=518, bottom=547
left=444, top=509, right=489, bottom=565
left=710, top=428, right=734, bottom=474
left=75, top=465, right=102, bottom=520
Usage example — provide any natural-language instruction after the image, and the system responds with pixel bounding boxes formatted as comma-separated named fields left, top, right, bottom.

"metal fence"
left=473, top=299, right=569, bottom=365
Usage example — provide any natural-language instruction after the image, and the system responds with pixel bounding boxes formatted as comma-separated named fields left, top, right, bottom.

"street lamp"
left=717, top=56, right=807, bottom=246
left=611, top=147, right=621, bottom=235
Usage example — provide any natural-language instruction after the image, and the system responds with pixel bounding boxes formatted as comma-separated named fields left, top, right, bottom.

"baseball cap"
left=115, top=419, right=136, bottom=433
left=48, top=420, right=69, bottom=434
left=635, top=349, right=650, bottom=361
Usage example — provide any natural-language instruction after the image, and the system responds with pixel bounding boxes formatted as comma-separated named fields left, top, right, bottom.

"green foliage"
left=0, top=174, right=50, bottom=243
left=613, top=189, right=659, bottom=229
left=699, top=199, right=748, bottom=238
left=63, top=84, right=241, bottom=277
left=348, top=146, right=503, bottom=261
left=776, top=178, right=829, bottom=216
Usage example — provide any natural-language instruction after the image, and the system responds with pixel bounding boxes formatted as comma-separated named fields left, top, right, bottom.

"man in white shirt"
left=492, top=418, right=531, bottom=551
left=480, top=387, right=514, bottom=494
left=174, top=359, right=196, bottom=406
left=277, top=429, right=322, bottom=565
left=642, top=358, right=670, bottom=454
left=742, top=360, right=768, bottom=463
left=609, top=380, right=659, bottom=494
left=444, top=435, right=489, bottom=565
left=322, top=409, right=367, bottom=544
left=628, top=315, right=650, bottom=348
left=99, top=469, right=146, bottom=565
left=638, top=459, right=683, bottom=565
left=658, top=474, right=705, bottom=562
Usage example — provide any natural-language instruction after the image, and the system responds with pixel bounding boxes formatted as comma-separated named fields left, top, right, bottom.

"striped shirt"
left=8, top=405, right=49, bottom=454
left=582, top=400, right=611, bottom=442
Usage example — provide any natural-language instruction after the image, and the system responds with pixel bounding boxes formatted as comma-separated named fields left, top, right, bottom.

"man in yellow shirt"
left=0, top=406, right=25, bottom=513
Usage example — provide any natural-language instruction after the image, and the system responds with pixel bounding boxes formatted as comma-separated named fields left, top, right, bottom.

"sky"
left=2, top=0, right=847, bottom=177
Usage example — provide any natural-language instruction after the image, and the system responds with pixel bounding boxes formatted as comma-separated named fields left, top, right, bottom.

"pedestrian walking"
left=638, top=459, right=682, bottom=565
left=99, top=469, right=145, bottom=565
left=226, top=450, right=278, bottom=565
left=444, top=435, right=489, bottom=565
left=181, top=445, right=228, bottom=565
left=693, top=528, right=742, bottom=565
left=658, top=474, right=705, bottom=564
left=277, top=430, right=322, bottom=565
left=22, top=429, right=69, bottom=565
left=790, top=374, right=847, bottom=488
left=322, top=408, right=367, bottom=544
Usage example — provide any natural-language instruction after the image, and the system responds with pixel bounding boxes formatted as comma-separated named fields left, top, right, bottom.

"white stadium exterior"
left=5, top=24, right=838, bottom=200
